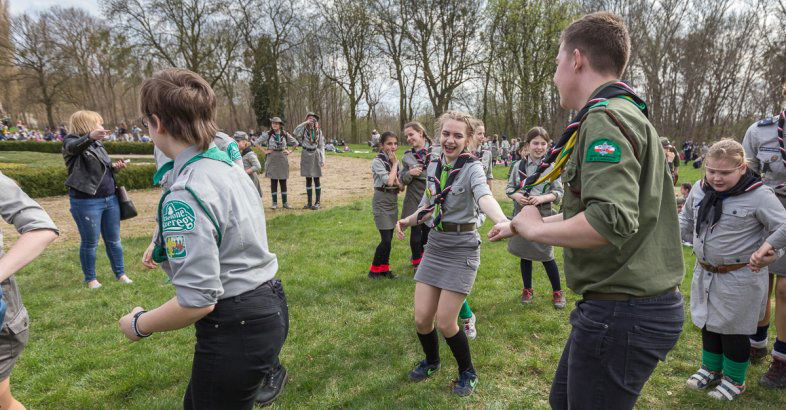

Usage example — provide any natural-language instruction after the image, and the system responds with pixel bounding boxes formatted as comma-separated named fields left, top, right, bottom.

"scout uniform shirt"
left=0, top=173, right=58, bottom=334
left=560, top=89, right=684, bottom=296
left=153, top=144, right=277, bottom=307
left=743, top=115, right=786, bottom=196
left=371, top=152, right=402, bottom=189
left=418, top=156, right=492, bottom=228
left=680, top=181, right=786, bottom=333
left=154, top=133, right=244, bottom=190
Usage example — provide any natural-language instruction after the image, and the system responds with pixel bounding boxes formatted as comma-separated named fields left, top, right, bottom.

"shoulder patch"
left=758, top=116, right=775, bottom=127
left=226, top=141, right=242, bottom=161
left=162, top=200, right=196, bottom=232
left=586, top=138, right=621, bottom=163
left=165, top=235, right=187, bottom=259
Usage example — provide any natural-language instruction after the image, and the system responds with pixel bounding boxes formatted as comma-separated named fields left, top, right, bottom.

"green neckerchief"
left=272, top=130, right=282, bottom=143
left=434, top=163, right=452, bottom=230
left=152, top=147, right=233, bottom=186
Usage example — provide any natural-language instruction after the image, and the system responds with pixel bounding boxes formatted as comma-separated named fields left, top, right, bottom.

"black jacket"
left=62, top=134, right=114, bottom=195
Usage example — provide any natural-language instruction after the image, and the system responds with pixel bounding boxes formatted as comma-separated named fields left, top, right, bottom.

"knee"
left=414, top=312, right=434, bottom=333
left=776, top=280, right=786, bottom=301
left=435, top=314, right=458, bottom=336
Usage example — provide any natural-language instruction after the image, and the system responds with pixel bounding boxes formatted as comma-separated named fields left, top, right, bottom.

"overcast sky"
left=9, top=0, right=101, bottom=16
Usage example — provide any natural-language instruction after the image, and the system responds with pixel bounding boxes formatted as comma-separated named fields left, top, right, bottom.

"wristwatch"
left=132, top=310, right=152, bottom=338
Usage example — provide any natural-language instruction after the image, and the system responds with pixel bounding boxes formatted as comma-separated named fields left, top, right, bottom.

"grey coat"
left=680, top=181, right=786, bottom=334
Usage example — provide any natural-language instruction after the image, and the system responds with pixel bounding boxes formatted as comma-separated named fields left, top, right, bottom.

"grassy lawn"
left=325, top=143, right=408, bottom=160
left=0, top=151, right=155, bottom=171
left=10, top=193, right=786, bottom=409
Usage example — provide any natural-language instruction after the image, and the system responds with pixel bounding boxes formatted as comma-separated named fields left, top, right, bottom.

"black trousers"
left=183, top=279, right=289, bottom=410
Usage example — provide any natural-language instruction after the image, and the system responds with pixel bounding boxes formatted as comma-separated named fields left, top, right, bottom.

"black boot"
left=255, top=365, right=289, bottom=406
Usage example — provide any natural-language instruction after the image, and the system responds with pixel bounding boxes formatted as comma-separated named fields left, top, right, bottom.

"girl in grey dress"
left=680, top=140, right=786, bottom=400
left=505, top=128, right=565, bottom=308
left=257, top=117, right=298, bottom=209
left=395, top=111, right=510, bottom=397
left=400, top=122, right=432, bottom=269
left=293, top=112, right=325, bottom=209
left=369, top=132, right=403, bottom=279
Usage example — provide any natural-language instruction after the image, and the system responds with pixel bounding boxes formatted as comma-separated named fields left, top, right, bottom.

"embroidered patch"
left=227, top=141, right=242, bottom=161
left=162, top=200, right=196, bottom=232
left=586, top=139, right=621, bottom=163
left=165, top=235, right=187, bottom=259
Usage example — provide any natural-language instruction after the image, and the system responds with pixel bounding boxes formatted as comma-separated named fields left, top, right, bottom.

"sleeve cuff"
left=584, top=204, right=636, bottom=249
left=767, top=230, right=786, bottom=251
left=175, top=285, right=219, bottom=308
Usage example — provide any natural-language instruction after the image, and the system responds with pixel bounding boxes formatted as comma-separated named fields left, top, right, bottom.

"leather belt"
left=699, top=262, right=747, bottom=273
left=375, top=187, right=398, bottom=193
left=305, top=148, right=316, bottom=152
left=583, top=286, right=679, bottom=301
left=438, top=223, right=475, bottom=233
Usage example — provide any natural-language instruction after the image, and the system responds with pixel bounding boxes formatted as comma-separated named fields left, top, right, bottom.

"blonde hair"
left=706, top=139, right=746, bottom=168
left=435, top=111, right=477, bottom=152
left=68, top=110, right=103, bottom=136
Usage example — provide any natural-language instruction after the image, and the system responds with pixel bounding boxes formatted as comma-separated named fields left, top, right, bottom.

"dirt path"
left=6, top=153, right=374, bottom=247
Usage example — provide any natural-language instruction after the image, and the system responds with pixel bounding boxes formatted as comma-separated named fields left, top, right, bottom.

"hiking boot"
left=521, top=288, right=533, bottom=305
left=751, top=346, right=769, bottom=364
left=462, top=313, right=477, bottom=340
left=686, top=365, right=723, bottom=390
left=452, top=370, right=478, bottom=397
left=271, top=203, right=278, bottom=210
left=552, top=290, right=566, bottom=309
left=408, top=360, right=440, bottom=382
left=282, top=203, right=292, bottom=209
left=708, top=376, right=745, bottom=400
left=760, top=357, right=786, bottom=388
left=255, top=365, right=288, bottom=406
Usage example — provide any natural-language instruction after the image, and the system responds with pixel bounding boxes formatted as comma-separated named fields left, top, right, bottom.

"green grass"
left=9, top=195, right=786, bottom=409
left=325, top=143, right=408, bottom=160
left=0, top=151, right=155, bottom=170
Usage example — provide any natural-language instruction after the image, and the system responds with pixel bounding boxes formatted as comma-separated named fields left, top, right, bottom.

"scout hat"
left=305, top=112, right=320, bottom=121
left=270, top=117, right=284, bottom=124
left=659, top=137, right=673, bottom=148
left=233, top=131, right=249, bottom=141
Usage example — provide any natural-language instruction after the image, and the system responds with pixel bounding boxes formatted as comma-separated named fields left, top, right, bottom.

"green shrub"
left=0, top=140, right=155, bottom=155
left=3, top=165, right=157, bottom=198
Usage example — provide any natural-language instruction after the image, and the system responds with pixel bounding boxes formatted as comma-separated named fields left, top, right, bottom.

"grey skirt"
left=373, top=189, right=398, bottom=230
left=300, top=150, right=322, bottom=177
left=401, top=179, right=426, bottom=218
left=414, top=230, right=481, bottom=295
left=508, top=203, right=554, bottom=261
left=265, top=151, right=289, bottom=179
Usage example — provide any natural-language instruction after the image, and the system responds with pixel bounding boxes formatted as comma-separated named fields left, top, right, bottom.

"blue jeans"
left=549, top=291, right=684, bottom=409
left=69, top=195, right=125, bottom=282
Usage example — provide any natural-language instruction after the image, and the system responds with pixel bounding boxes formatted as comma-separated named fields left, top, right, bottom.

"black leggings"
left=409, top=224, right=430, bottom=262
left=702, top=327, right=750, bottom=363
left=372, top=229, right=394, bottom=267
left=520, top=259, right=561, bottom=291
left=270, top=179, right=287, bottom=193
left=305, top=177, right=321, bottom=188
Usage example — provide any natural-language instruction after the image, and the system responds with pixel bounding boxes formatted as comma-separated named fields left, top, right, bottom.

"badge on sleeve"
left=165, top=235, right=187, bottom=259
left=162, top=200, right=196, bottom=232
left=586, top=139, right=621, bottom=163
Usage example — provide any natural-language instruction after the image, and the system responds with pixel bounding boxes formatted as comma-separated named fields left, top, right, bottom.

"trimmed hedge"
left=3, top=165, right=157, bottom=198
left=0, top=140, right=155, bottom=155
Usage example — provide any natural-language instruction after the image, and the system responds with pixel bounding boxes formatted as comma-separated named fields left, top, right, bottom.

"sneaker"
left=271, top=203, right=278, bottom=210
left=708, top=376, right=745, bottom=400
left=255, top=365, right=288, bottom=406
left=521, top=288, right=533, bottom=305
left=552, top=290, right=566, bottom=309
left=408, top=360, right=440, bottom=382
left=751, top=346, right=769, bottom=364
left=686, top=365, right=723, bottom=390
left=117, top=275, right=133, bottom=284
left=462, top=313, right=477, bottom=340
left=312, top=203, right=321, bottom=210
left=760, top=357, right=786, bottom=388
left=452, top=370, right=478, bottom=397
left=303, top=204, right=312, bottom=209
left=282, top=203, right=292, bottom=209
left=87, top=280, right=102, bottom=289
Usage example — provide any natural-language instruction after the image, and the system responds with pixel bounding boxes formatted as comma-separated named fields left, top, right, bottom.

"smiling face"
left=528, top=136, right=549, bottom=159
left=439, top=119, right=471, bottom=162
left=704, top=157, right=745, bottom=192
left=474, top=125, right=486, bottom=145
left=404, top=127, right=424, bottom=148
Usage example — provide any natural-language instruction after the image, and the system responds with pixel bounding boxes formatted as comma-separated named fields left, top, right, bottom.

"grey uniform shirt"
left=293, top=122, right=326, bottom=163
left=400, top=148, right=429, bottom=185
left=0, top=172, right=59, bottom=333
left=371, top=153, right=402, bottom=188
left=505, top=156, right=563, bottom=216
left=157, top=145, right=278, bottom=308
left=679, top=181, right=786, bottom=265
left=418, top=157, right=492, bottom=226
left=242, top=150, right=262, bottom=173
left=154, top=134, right=244, bottom=190
left=743, top=116, right=786, bottom=196
left=257, top=131, right=298, bottom=151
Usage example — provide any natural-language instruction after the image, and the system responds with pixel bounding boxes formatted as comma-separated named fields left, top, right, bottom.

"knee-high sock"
left=445, top=329, right=474, bottom=374
left=417, top=329, right=440, bottom=365
left=305, top=177, right=313, bottom=206
left=314, top=177, right=321, bottom=203
left=270, top=179, right=278, bottom=204
left=280, top=179, right=288, bottom=204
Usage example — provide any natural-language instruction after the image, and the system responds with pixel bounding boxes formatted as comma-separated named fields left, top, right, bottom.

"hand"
left=528, top=195, right=547, bottom=206
left=409, top=166, right=423, bottom=177
left=416, top=211, right=433, bottom=225
left=395, top=218, right=409, bottom=240
left=113, top=160, right=127, bottom=170
left=118, top=306, right=145, bottom=342
left=89, top=128, right=110, bottom=141
left=488, top=221, right=514, bottom=241
left=389, top=151, right=398, bottom=164
left=142, top=241, right=158, bottom=269
left=750, top=242, right=777, bottom=272
left=512, top=193, right=528, bottom=206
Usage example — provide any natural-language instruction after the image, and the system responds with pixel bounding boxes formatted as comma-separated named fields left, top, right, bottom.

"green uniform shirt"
left=560, top=84, right=684, bottom=296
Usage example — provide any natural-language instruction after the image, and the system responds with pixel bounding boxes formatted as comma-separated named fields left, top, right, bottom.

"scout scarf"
left=376, top=151, right=393, bottom=172
left=695, top=168, right=762, bottom=235
left=306, top=123, right=320, bottom=144
left=508, top=155, right=548, bottom=195
left=522, top=81, right=647, bottom=194
left=418, top=152, right=476, bottom=227
left=776, top=110, right=786, bottom=189
left=271, top=130, right=283, bottom=144
left=410, top=144, right=430, bottom=168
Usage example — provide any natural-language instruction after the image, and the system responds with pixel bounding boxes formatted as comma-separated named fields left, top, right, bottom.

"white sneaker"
left=117, top=275, right=133, bottom=284
left=462, top=313, right=477, bottom=340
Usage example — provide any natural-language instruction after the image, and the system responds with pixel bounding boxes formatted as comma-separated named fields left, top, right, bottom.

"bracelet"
left=132, top=310, right=152, bottom=338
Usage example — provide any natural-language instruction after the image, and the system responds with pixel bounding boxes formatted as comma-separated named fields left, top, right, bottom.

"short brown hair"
left=524, top=126, right=550, bottom=144
left=68, top=110, right=103, bottom=136
left=561, top=12, right=630, bottom=77
left=140, top=68, right=217, bottom=150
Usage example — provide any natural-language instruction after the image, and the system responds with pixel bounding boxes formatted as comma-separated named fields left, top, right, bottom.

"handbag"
left=116, top=186, right=138, bottom=220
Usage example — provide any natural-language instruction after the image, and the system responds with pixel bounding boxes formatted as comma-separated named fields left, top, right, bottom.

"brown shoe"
left=552, top=290, right=566, bottom=309
left=761, top=357, right=786, bottom=388
left=520, top=288, right=533, bottom=304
